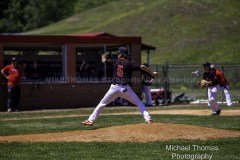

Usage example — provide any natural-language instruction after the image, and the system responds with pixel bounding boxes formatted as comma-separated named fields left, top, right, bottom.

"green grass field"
left=26, top=0, right=240, bottom=64
left=0, top=106, right=239, bottom=160
left=0, top=138, right=239, bottom=160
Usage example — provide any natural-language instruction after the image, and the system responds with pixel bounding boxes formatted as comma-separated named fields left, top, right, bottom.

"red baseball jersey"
left=215, top=68, right=229, bottom=86
left=2, top=64, right=22, bottom=86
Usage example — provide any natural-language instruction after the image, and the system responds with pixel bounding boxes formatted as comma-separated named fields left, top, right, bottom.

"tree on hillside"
left=0, top=0, right=120, bottom=33
left=0, top=0, right=10, bottom=18
left=1, top=0, right=28, bottom=33
left=0, top=0, right=75, bottom=33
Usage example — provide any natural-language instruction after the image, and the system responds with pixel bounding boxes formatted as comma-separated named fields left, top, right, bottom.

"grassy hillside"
left=26, top=0, right=240, bottom=64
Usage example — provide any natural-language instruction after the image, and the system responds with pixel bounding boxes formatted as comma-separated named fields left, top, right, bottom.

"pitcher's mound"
left=0, top=123, right=240, bottom=142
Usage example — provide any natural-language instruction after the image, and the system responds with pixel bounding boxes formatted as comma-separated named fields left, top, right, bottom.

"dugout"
left=0, top=32, right=156, bottom=110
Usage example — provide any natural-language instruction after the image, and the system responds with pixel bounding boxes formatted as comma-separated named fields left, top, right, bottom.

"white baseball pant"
left=207, top=85, right=232, bottom=106
left=143, top=85, right=153, bottom=105
left=88, top=84, right=152, bottom=122
left=208, top=85, right=220, bottom=113
left=221, top=85, right=232, bottom=106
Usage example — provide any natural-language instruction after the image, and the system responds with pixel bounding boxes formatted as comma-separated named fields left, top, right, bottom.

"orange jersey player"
left=211, top=64, right=232, bottom=106
left=1, top=57, right=23, bottom=112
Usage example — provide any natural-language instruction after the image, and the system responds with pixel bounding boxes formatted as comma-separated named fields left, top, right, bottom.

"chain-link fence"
left=150, top=63, right=240, bottom=105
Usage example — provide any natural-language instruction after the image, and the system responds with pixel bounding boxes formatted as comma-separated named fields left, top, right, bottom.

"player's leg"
left=207, top=88, right=211, bottom=107
left=144, top=86, right=153, bottom=106
left=122, top=86, right=152, bottom=123
left=224, top=85, right=232, bottom=106
left=86, top=85, right=119, bottom=123
left=13, top=85, right=21, bottom=111
left=7, top=86, right=14, bottom=112
left=208, top=86, right=221, bottom=115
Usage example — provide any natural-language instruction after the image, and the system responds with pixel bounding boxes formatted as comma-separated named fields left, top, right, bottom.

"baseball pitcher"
left=82, top=47, right=158, bottom=126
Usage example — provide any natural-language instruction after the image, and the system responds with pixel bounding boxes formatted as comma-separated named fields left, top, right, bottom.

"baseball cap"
left=203, top=62, right=211, bottom=67
left=118, top=47, right=129, bottom=56
left=210, top=64, right=215, bottom=69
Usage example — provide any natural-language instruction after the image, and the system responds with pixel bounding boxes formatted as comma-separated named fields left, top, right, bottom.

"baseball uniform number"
left=117, top=65, right=124, bottom=77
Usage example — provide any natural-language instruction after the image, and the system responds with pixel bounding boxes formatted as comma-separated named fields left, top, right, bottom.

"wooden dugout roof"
left=0, top=34, right=140, bottom=44
left=0, top=32, right=156, bottom=50
left=0, top=32, right=156, bottom=80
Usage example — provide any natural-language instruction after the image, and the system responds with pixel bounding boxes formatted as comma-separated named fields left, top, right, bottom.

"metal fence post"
left=222, top=65, right=224, bottom=104
left=163, top=61, right=169, bottom=106
left=104, top=44, right=107, bottom=79
left=156, top=65, right=159, bottom=88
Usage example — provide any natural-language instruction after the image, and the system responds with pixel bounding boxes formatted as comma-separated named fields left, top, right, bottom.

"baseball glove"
left=199, top=79, right=211, bottom=88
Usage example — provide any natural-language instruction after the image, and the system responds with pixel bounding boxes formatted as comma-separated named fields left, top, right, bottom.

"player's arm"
left=1, top=67, right=9, bottom=79
left=140, top=65, right=158, bottom=78
left=101, top=54, right=107, bottom=63
left=101, top=54, right=114, bottom=65
left=210, top=71, right=218, bottom=86
left=149, top=78, right=154, bottom=83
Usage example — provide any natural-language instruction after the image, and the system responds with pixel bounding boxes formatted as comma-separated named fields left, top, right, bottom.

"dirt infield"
left=0, top=123, right=239, bottom=143
left=1, top=109, right=240, bottom=121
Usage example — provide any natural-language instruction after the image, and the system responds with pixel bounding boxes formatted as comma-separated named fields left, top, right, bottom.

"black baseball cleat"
left=147, top=120, right=154, bottom=124
left=216, top=109, right=221, bottom=115
left=82, top=120, right=93, bottom=126
left=211, top=109, right=221, bottom=116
